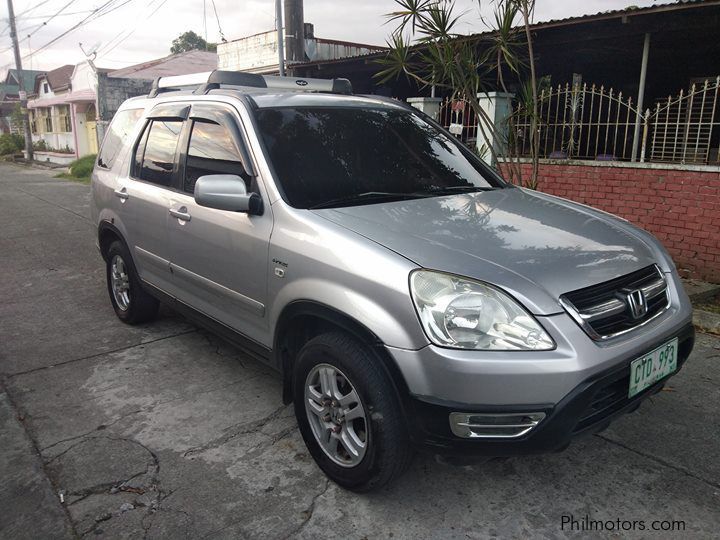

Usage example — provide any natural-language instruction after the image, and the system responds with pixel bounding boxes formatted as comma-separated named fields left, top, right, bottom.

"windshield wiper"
left=423, top=185, right=496, bottom=195
left=308, top=186, right=495, bottom=210
left=309, top=191, right=431, bottom=209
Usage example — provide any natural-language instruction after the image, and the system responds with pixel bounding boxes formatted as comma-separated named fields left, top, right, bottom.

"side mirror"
left=194, top=175, right=263, bottom=215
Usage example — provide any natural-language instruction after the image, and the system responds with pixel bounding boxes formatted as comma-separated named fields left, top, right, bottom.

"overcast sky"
left=1, top=0, right=659, bottom=74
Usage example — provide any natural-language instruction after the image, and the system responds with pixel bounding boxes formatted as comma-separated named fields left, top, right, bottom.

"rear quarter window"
left=97, top=108, right=144, bottom=170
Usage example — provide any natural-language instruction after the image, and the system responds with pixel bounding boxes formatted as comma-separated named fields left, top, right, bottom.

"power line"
left=21, top=0, right=136, bottom=60
left=20, top=9, right=95, bottom=21
left=0, top=0, right=80, bottom=54
left=17, top=0, right=52, bottom=18
left=202, top=0, right=208, bottom=47
left=210, top=0, right=225, bottom=42
left=97, top=0, right=168, bottom=59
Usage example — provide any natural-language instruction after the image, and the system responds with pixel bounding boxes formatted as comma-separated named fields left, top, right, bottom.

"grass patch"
left=55, top=154, right=96, bottom=184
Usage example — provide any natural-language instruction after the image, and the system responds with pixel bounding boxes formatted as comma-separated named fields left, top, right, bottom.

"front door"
left=86, top=104, right=98, bottom=154
left=167, top=103, right=273, bottom=345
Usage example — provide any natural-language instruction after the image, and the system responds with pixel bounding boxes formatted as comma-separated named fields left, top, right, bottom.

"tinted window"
left=135, top=120, right=182, bottom=187
left=97, top=108, right=143, bottom=169
left=255, top=107, right=500, bottom=209
left=184, top=120, right=246, bottom=194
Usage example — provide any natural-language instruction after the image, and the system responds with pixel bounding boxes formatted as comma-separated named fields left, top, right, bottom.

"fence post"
left=476, top=91, right=514, bottom=165
left=631, top=32, right=651, bottom=161
left=406, top=97, right=442, bottom=121
left=640, top=108, right=650, bottom=163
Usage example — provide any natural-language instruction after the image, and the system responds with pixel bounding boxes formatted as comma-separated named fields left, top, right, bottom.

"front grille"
left=561, top=265, right=669, bottom=340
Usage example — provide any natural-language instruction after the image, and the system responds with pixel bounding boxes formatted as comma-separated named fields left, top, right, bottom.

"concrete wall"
left=218, top=31, right=283, bottom=73
left=499, top=160, right=720, bottom=282
left=96, top=74, right=152, bottom=142
left=217, top=30, right=382, bottom=73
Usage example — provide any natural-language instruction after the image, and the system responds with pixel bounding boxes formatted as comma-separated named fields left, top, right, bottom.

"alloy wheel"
left=110, top=254, right=131, bottom=311
left=304, top=363, right=368, bottom=467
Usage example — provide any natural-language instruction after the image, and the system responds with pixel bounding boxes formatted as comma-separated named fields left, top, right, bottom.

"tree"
left=170, top=31, right=217, bottom=54
left=10, top=103, right=25, bottom=133
left=376, top=0, right=540, bottom=188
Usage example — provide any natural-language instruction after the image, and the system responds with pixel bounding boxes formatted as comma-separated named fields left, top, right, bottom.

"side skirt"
left=141, top=280, right=276, bottom=369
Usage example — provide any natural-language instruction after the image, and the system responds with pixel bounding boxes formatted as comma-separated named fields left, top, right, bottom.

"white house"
left=25, top=51, right=217, bottom=165
left=27, top=65, right=76, bottom=164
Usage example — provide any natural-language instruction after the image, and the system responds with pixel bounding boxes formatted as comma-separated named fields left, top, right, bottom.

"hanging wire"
left=210, top=0, right=226, bottom=42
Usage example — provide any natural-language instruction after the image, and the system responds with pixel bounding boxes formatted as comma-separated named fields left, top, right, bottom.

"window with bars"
left=29, top=110, right=38, bottom=134
left=54, top=105, right=71, bottom=133
left=33, top=108, right=52, bottom=134
left=44, top=111, right=52, bottom=133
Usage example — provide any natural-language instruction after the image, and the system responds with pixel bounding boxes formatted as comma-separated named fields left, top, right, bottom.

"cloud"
left=1, top=0, right=657, bottom=74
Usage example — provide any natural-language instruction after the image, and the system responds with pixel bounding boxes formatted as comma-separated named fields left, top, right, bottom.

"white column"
left=476, top=91, right=514, bottom=165
left=407, top=97, right=442, bottom=121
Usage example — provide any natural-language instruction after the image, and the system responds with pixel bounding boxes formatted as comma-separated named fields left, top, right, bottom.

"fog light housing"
left=449, top=412, right=546, bottom=439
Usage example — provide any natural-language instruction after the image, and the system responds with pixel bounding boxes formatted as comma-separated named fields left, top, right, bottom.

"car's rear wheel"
left=293, top=332, right=412, bottom=491
left=106, top=240, right=159, bottom=324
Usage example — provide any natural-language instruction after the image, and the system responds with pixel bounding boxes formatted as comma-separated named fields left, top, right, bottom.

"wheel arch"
left=98, top=220, right=127, bottom=261
left=273, top=301, right=411, bottom=408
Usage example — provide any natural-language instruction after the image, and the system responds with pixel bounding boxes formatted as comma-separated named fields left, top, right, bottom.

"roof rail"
left=148, top=70, right=352, bottom=98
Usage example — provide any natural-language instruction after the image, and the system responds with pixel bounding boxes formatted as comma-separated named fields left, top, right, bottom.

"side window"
left=184, top=119, right=247, bottom=194
left=97, top=108, right=144, bottom=169
left=134, top=120, right=183, bottom=187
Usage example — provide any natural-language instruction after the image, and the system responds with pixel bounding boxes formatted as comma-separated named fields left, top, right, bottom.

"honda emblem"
left=624, top=289, right=647, bottom=320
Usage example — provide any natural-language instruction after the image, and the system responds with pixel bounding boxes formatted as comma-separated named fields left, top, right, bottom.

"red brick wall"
left=500, top=162, right=720, bottom=283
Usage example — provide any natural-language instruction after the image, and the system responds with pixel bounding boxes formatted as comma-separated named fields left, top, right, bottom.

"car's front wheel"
left=293, top=332, right=412, bottom=491
left=106, top=240, right=159, bottom=324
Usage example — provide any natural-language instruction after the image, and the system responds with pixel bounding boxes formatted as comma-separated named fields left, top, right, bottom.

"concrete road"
left=1, top=163, right=719, bottom=539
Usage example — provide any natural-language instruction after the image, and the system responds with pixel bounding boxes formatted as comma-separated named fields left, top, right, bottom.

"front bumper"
left=387, top=270, right=692, bottom=406
left=401, top=323, right=694, bottom=455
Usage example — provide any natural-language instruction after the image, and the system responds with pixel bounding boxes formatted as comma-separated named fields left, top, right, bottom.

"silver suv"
left=91, top=71, right=694, bottom=491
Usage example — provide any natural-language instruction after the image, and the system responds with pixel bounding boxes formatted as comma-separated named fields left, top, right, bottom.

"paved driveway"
left=1, top=163, right=719, bottom=539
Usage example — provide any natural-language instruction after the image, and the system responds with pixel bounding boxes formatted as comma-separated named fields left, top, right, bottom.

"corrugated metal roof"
left=511, top=0, right=717, bottom=30
left=108, top=50, right=217, bottom=80
left=297, top=0, right=720, bottom=67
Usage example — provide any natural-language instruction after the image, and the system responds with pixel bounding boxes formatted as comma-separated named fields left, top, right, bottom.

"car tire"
left=106, top=240, right=159, bottom=324
left=293, top=331, right=413, bottom=492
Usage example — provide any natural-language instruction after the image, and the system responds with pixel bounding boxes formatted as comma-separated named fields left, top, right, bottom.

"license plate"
left=628, top=338, right=678, bottom=398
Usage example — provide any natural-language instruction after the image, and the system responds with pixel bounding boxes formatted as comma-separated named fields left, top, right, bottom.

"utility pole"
left=6, top=0, right=34, bottom=161
left=275, top=0, right=285, bottom=76
left=284, top=0, right=305, bottom=73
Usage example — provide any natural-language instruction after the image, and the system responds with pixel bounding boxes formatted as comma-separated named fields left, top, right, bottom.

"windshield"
left=255, top=106, right=504, bottom=209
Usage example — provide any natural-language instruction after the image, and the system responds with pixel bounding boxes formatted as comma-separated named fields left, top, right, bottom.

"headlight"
left=410, top=270, right=554, bottom=351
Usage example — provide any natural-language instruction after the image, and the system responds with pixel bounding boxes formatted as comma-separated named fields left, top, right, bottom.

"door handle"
left=114, top=187, right=129, bottom=200
left=169, top=207, right=191, bottom=222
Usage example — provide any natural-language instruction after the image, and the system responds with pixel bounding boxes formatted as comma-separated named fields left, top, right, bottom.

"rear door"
left=167, top=102, right=273, bottom=345
left=122, top=103, right=188, bottom=293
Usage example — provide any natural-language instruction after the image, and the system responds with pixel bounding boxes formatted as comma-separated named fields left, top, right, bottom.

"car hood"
left=313, top=188, right=659, bottom=315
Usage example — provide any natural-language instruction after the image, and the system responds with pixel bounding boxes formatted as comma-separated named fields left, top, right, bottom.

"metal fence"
left=648, top=77, right=720, bottom=164
left=438, top=98, right=479, bottom=147
left=438, top=77, right=720, bottom=166
left=515, top=83, right=641, bottom=161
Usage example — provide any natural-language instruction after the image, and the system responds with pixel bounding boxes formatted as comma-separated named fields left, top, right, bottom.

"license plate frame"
left=628, top=337, right=678, bottom=398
